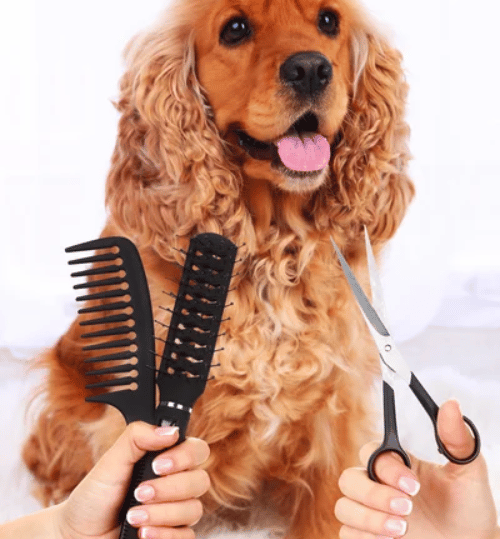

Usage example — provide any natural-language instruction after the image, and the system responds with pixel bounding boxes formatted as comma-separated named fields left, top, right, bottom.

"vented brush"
left=67, top=233, right=237, bottom=539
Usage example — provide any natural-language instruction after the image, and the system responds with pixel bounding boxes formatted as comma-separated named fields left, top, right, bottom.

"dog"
left=23, top=0, right=414, bottom=537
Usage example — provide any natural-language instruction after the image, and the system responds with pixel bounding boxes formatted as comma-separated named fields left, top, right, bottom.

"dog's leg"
left=22, top=319, right=107, bottom=505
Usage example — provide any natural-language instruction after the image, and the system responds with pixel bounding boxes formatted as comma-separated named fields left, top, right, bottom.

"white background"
left=0, top=0, right=499, bottom=348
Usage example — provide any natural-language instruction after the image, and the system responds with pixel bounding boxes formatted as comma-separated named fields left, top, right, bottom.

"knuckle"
left=334, top=496, right=347, bottom=521
left=361, top=481, right=380, bottom=507
left=190, top=499, right=204, bottom=524
left=337, top=469, right=352, bottom=493
left=197, top=469, right=211, bottom=494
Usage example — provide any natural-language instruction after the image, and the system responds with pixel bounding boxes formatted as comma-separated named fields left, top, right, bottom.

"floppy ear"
left=105, top=17, right=247, bottom=258
left=330, top=26, right=415, bottom=242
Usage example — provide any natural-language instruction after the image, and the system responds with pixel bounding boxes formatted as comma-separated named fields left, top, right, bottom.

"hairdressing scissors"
left=330, top=229, right=481, bottom=483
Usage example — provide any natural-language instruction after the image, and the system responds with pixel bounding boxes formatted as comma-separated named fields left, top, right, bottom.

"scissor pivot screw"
left=385, top=344, right=392, bottom=352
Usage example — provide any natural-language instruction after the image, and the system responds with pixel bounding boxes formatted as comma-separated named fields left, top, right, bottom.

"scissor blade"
left=330, top=236, right=389, bottom=337
left=363, top=226, right=389, bottom=324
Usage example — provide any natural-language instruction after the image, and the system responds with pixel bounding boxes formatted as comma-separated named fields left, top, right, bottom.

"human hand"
left=55, top=422, right=210, bottom=539
left=335, top=399, right=498, bottom=539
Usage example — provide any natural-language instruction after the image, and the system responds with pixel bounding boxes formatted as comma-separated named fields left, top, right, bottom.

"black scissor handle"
left=368, top=381, right=412, bottom=483
left=409, top=373, right=481, bottom=465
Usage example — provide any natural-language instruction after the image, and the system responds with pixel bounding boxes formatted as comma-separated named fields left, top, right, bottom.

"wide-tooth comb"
left=66, top=236, right=155, bottom=425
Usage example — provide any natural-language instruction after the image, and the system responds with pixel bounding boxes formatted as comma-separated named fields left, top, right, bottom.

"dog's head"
left=195, top=0, right=360, bottom=193
left=106, top=0, right=413, bottom=252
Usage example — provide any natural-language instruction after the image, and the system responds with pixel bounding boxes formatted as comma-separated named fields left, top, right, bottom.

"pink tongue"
left=277, top=135, right=330, bottom=172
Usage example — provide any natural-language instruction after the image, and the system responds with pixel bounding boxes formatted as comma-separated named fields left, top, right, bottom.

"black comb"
left=66, top=236, right=156, bottom=425
left=68, top=233, right=237, bottom=539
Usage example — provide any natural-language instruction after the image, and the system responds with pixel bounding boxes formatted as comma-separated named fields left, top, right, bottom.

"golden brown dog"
left=23, top=0, right=414, bottom=537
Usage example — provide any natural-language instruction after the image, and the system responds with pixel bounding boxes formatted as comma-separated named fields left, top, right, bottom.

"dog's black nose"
left=280, top=52, right=332, bottom=98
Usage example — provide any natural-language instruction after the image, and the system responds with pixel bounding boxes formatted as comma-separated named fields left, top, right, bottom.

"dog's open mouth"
left=236, top=112, right=331, bottom=176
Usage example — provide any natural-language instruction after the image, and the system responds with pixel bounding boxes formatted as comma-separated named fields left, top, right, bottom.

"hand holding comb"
left=66, top=233, right=237, bottom=539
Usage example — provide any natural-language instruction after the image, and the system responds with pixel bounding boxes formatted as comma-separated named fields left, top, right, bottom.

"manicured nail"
left=152, top=457, right=174, bottom=475
left=385, top=518, right=407, bottom=535
left=155, top=426, right=179, bottom=437
left=398, top=476, right=420, bottom=496
left=390, top=497, right=413, bottom=516
left=140, top=528, right=156, bottom=539
left=126, top=508, right=148, bottom=526
left=134, top=484, right=155, bottom=502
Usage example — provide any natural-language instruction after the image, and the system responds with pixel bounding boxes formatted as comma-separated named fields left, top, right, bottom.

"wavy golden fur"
left=23, top=0, right=414, bottom=536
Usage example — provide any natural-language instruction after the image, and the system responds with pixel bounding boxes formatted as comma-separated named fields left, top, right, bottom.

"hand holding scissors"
left=331, top=229, right=481, bottom=483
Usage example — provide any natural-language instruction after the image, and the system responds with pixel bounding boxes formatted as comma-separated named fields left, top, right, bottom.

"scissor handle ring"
left=367, top=443, right=412, bottom=483
left=434, top=414, right=481, bottom=465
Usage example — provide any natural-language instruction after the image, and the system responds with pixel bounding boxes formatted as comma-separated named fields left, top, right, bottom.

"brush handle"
left=118, top=410, right=191, bottom=539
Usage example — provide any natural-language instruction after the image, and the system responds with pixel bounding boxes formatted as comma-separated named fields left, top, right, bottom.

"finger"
left=151, top=437, right=210, bottom=476
left=335, top=497, right=408, bottom=537
left=126, top=499, right=204, bottom=528
left=138, top=526, right=195, bottom=539
left=91, top=423, right=180, bottom=487
left=437, top=399, right=476, bottom=461
left=134, top=469, right=211, bottom=504
left=338, top=467, right=413, bottom=517
left=359, top=444, right=420, bottom=497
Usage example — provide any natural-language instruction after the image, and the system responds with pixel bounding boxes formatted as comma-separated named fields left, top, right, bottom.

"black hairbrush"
left=67, top=233, right=237, bottom=539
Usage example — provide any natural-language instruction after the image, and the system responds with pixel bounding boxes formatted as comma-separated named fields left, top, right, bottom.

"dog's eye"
left=220, top=16, right=252, bottom=46
left=318, top=9, right=340, bottom=37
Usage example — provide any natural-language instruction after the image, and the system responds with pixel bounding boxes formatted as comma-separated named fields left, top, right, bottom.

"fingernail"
left=385, top=518, right=407, bottom=535
left=155, top=426, right=179, bottom=437
left=152, top=457, right=174, bottom=475
left=126, top=508, right=148, bottom=526
left=398, top=476, right=420, bottom=496
left=390, top=497, right=413, bottom=516
left=140, top=528, right=156, bottom=539
left=134, top=484, right=155, bottom=502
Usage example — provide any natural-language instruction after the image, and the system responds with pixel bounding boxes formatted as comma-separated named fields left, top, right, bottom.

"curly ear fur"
left=105, top=11, right=251, bottom=259
left=320, top=20, right=414, bottom=244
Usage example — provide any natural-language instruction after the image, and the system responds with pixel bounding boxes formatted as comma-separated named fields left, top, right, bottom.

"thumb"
left=437, top=399, right=476, bottom=461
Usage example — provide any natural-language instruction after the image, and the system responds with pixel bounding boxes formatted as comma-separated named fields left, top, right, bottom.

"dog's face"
left=195, top=0, right=357, bottom=193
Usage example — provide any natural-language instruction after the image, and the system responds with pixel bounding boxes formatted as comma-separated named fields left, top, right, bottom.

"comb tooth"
left=86, top=389, right=135, bottom=407
left=87, top=363, right=136, bottom=377
left=73, top=277, right=127, bottom=290
left=81, top=325, right=135, bottom=339
left=84, top=350, right=136, bottom=364
left=78, top=301, right=130, bottom=315
left=71, top=264, right=123, bottom=278
left=80, top=313, right=131, bottom=327
left=76, top=289, right=129, bottom=302
left=82, top=338, right=134, bottom=351
left=68, top=252, right=119, bottom=265
left=86, top=376, right=136, bottom=389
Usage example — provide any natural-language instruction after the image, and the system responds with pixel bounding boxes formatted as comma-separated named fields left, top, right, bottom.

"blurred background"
left=0, top=0, right=499, bottom=531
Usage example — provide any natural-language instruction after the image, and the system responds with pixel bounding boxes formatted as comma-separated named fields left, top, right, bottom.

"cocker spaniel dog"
left=23, top=0, right=414, bottom=537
